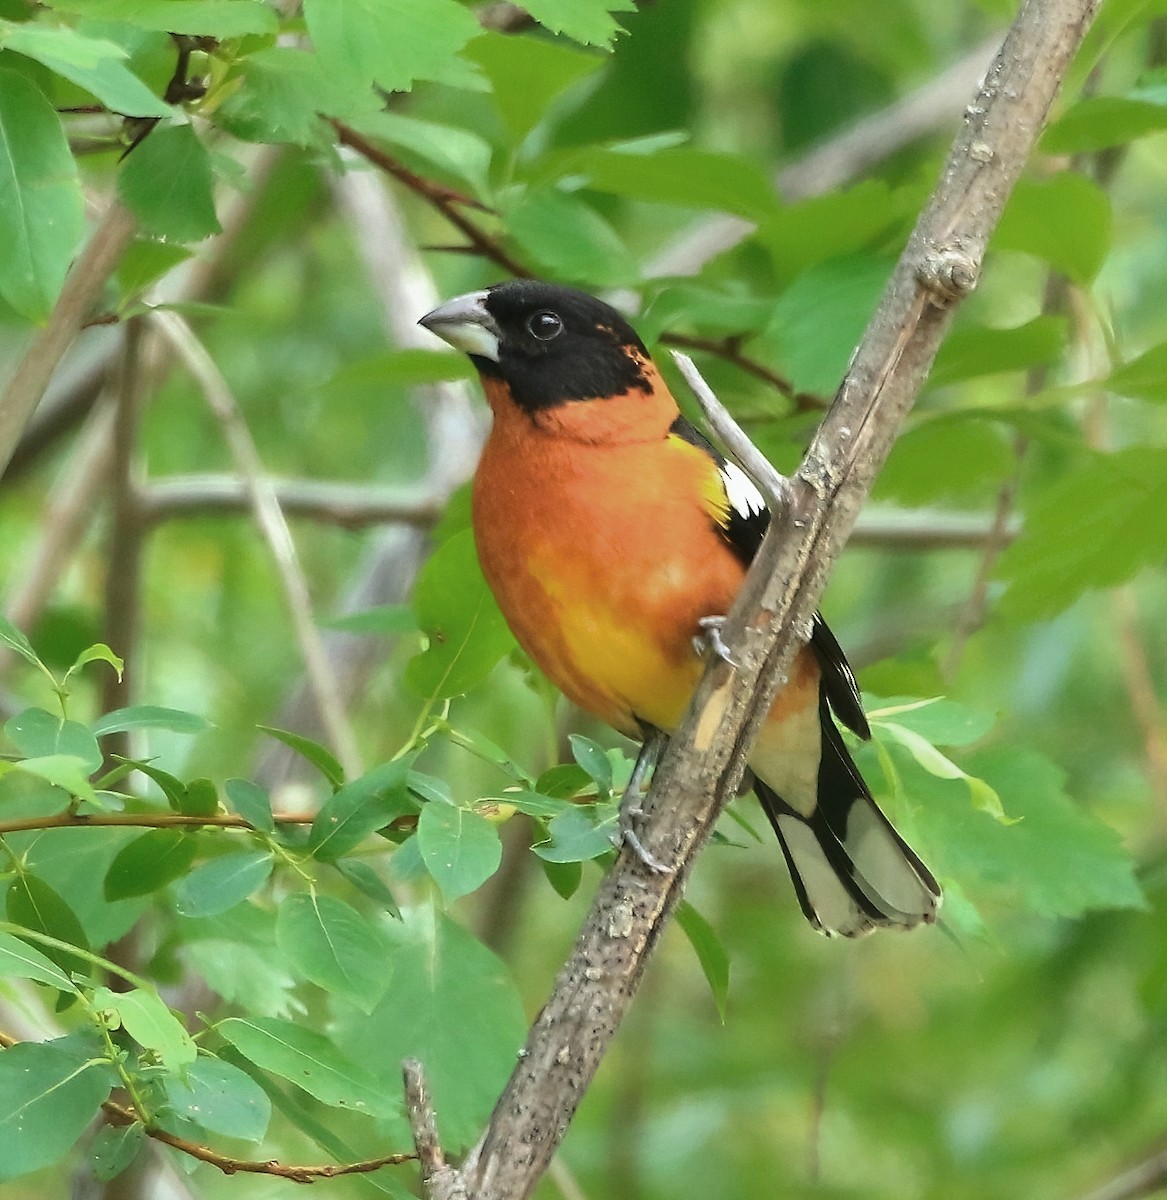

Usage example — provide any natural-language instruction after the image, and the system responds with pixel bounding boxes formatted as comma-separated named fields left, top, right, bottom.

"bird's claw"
left=615, top=800, right=671, bottom=874
left=692, top=614, right=739, bottom=669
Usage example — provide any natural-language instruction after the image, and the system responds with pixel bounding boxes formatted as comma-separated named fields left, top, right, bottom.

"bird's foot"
left=613, top=727, right=671, bottom=874
left=692, top=614, right=739, bottom=668
left=616, top=800, right=671, bottom=875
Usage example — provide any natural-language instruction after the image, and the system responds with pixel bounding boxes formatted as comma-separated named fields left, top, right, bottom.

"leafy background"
left=0, top=0, right=1164, bottom=1198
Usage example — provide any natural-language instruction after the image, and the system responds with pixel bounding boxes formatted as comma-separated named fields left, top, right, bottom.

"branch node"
left=917, top=241, right=980, bottom=304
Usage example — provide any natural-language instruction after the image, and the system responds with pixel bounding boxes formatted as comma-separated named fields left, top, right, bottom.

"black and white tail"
left=756, top=697, right=940, bottom=938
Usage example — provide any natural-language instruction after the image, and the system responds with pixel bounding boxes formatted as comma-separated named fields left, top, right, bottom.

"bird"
left=419, top=279, right=940, bottom=937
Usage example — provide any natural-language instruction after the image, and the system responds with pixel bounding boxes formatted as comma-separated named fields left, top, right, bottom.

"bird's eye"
left=526, top=310, right=563, bottom=341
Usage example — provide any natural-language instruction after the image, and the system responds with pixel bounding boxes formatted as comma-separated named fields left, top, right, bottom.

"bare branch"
left=404, top=1059, right=467, bottom=1200
left=150, top=310, right=363, bottom=781
left=0, top=200, right=137, bottom=479
left=137, top=475, right=445, bottom=529
left=452, top=4, right=1100, bottom=1198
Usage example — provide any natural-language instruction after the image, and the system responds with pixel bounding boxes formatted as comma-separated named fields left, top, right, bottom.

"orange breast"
left=471, top=388, right=747, bottom=738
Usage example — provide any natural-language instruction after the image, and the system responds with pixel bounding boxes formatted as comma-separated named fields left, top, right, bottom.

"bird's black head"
left=419, top=280, right=652, bottom=413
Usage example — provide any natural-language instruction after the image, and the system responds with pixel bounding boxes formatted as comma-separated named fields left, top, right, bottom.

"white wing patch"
left=719, top=461, right=766, bottom=523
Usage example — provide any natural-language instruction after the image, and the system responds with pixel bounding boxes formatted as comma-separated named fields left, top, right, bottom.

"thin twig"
left=137, top=475, right=445, bottom=529
left=100, top=1095, right=415, bottom=1182
left=149, top=310, right=363, bottom=781
left=0, top=811, right=315, bottom=836
left=0, top=199, right=137, bottom=479
left=660, top=332, right=807, bottom=404
left=1115, top=588, right=1167, bottom=812
left=332, top=121, right=529, bottom=277
left=671, top=352, right=788, bottom=507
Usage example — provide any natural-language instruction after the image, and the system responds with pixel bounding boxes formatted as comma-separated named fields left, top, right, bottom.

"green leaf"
left=303, top=0, right=481, bottom=96
left=416, top=804, right=502, bottom=905
left=5, top=874, right=89, bottom=978
left=759, top=255, right=892, bottom=395
left=217, top=1016, right=399, bottom=1117
left=90, top=1121, right=145, bottom=1183
left=116, top=239, right=192, bottom=298
left=48, top=0, right=278, bottom=37
left=62, top=642, right=124, bottom=686
left=535, top=762, right=595, bottom=798
left=103, top=828, right=198, bottom=900
left=488, top=789, right=566, bottom=819
left=6, top=708, right=102, bottom=774
left=275, top=891, right=391, bottom=1012
left=873, top=416, right=1014, bottom=506
left=163, top=1057, right=271, bottom=1142
left=1042, top=95, right=1167, bottom=154
left=503, top=186, right=632, bottom=287
left=541, top=857, right=582, bottom=900
left=521, top=0, right=635, bottom=44
left=179, top=776, right=219, bottom=817
left=929, top=317, right=1068, bottom=388
left=174, top=851, right=273, bottom=918
left=675, top=900, right=729, bottom=1022
left=995, top=448, right=1167, bottom=619
left=333, top=907, right=526, bottom=1148
left=875, top=721, right=1007, bottom=822
left=576, top=145, right=778, bottom=221
left=0, top=1038, right=113, bottom=1182
left=0, top=69, right=85, bottom=320
left=1107, top=340, right=1167, bottom=403
left=346, top=112, right=494, bottom=200
left=0, top=20, right=171, bottom=118
left=752, top=180, right=914, bottom=286
left=334, top=859, right=401, bottom=917
left=118, top=123, right=221, bottom=243
left=257, top=725, right=345, bottom=789
left=569, top=734, right=613, bottom=799
left=113, top=758, right=187, bottom=808
left=533, top=804, right=617, bottom=863
left=92, top=705, right=212, bottom=737
left=466, top=33, right=604, bottom=140
left=0, top=614, right=44, bottom=671
left=93, top=985, right=196, bottom=1072
left=4, top=755, right=97, bottom=804
left=216, top=46, right=334, bottom=145
left=0, top=930, right=74, bottom=991
left=406, top=529, right=515, bottom=699
left=915, top=746, right=1146, bottom=919
left=309, top=757, right=416, bottom=861
left=224, top=778, right=275, bottom=833
left=865, top=696, right=996, bottom=748
left=993, top=172, right=1111, bottom=284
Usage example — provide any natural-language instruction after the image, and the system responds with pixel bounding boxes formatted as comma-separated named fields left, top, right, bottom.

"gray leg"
left=616, top=726, right=671, bottom=874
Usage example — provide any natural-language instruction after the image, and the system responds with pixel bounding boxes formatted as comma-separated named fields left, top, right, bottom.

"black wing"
left=668, top=415, right=870, bottom=740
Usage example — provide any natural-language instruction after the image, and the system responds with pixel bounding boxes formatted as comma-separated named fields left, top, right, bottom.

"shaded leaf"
left=118, top=122, right=221, bottom=243
left=92, top=705, right=212, bottom=737
left=309, top=757, right=416, bottom=860
left=258, top=725, right=345, bottom=789
left=104, top=829, right=198, bottom=900
left=275, top=891, right=391, bottom=1012
left=93, top=985, right=196, bottom=1072
left=163, top=1057, right=271, bottom=1142
left=218, top=1016, right=399, bottom=1116
left=224, top=778, right=275, bottom=833
left=675, top=900, right=729, bottom=1022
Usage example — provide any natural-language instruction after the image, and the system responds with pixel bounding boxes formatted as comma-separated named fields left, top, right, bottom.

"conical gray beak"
left=418, top=290, right=500, bottom=362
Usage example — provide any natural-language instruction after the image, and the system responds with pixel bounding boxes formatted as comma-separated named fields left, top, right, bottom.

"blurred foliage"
left=0, top=0, right=1164, bottom=1198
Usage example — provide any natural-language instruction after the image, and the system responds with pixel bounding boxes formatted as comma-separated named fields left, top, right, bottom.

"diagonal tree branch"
left=437, top=3, right=1100, bottom=1198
